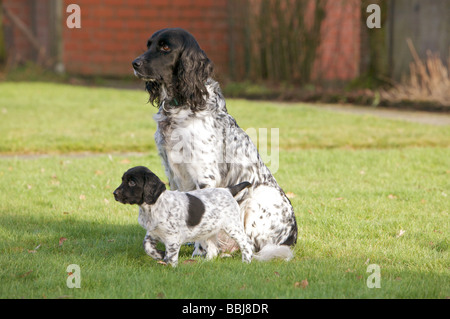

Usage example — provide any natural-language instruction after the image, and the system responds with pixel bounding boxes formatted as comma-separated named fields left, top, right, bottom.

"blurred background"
left=0, top=0, right=449, bottom=110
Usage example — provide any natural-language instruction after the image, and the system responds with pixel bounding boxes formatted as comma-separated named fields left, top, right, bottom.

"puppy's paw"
left=192, top=242, right=207, bottom=257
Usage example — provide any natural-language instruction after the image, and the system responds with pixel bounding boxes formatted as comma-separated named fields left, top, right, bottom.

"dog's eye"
left=128, top=181, right=136, bottom=187
left=160, top=44, right=170, bottom=52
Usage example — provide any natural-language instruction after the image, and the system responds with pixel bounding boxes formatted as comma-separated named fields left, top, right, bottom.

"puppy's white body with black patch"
left=114, top=166, right=252, bottom=267
left=139, top=187, right=252, bottom=266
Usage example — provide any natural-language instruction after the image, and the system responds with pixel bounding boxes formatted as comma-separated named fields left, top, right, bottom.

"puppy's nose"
left=113, top=189, right=120, bottom=199
left=132, top=58, right=143, bottom=70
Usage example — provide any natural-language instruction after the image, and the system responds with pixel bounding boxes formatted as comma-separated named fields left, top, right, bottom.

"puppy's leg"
left=143, top=232, right=165, bottom=260
left=192, top=241, right=207, bottom=257
left=223, top=224, right=253, bottom=263
left=189, top=177, right=218, bottom=255
left=204, top=237, right=220, bottom=260
left=163, top=242, right=181, bottom=267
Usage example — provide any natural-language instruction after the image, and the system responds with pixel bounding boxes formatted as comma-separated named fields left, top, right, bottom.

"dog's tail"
left=253, top=244, right=294, bottom=261
left=228, top=181, right=251, bottom=197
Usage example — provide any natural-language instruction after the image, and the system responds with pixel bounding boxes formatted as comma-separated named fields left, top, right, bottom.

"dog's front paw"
left=143, top=238, right=165, bottom=260
left=162, top=257, right=178, bottom=268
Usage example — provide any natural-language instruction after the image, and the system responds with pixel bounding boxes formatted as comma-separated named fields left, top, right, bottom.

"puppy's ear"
left=143, top=172, right=166, bottom=205
left=176, top=41, right=214, bottom=111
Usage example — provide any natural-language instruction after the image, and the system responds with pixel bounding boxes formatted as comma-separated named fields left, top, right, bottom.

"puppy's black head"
left=113, top=166, right=166, bottom=205
left=131, top=28, right=214, bottom=111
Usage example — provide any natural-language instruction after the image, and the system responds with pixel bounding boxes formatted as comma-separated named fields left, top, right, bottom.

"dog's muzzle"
left=132, top=58, right=143, bottom=70
left=113, top=189, right=121, bottom=202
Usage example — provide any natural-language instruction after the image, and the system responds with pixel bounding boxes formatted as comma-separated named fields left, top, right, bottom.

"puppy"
left=113, top=166, right=253, bottom=267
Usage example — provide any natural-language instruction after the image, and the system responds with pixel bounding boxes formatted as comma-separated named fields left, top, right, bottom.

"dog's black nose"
left=132, top=59, right=143, bottom=69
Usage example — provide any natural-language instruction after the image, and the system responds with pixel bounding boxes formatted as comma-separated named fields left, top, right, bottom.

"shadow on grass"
left=0, top=209, right=196, bottom=263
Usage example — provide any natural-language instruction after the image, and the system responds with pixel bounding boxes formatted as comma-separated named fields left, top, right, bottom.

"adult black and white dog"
left=132, top=28, right=297, bottom=260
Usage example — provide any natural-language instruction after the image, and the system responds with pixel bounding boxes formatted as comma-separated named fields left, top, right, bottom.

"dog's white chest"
left=154, top=109, right=223, bottom=190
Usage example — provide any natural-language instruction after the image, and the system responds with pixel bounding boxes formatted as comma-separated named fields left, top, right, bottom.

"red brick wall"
left=3, top=0, right=361, bottom=83
left=313, top=0, right=361, bottom=82
left=62, top=0, right=230, bottom=76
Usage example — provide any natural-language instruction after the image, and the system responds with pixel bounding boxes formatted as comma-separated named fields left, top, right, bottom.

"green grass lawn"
left=1, top=82, right=449, bottom=154
left=0, top=82, right=449, bottom=299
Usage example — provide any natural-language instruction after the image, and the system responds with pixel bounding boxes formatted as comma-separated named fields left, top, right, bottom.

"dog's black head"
left=113, top=166, right=166, bottom=206
left=132, top=28, right=214, bottom=111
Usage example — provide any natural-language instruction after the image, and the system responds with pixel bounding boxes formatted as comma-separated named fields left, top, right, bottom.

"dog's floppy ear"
left=143, top=171, right=166, bottom=205
left=175, top=39, right=214, bottom=111
left=145, top=81, right=161, bottom=107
